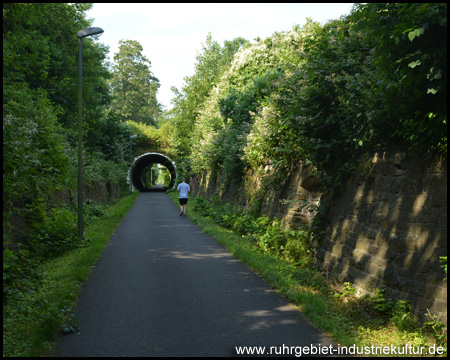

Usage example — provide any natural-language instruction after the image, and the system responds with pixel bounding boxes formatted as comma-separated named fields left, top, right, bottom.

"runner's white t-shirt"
left=177, top=182, right=190, bottom=198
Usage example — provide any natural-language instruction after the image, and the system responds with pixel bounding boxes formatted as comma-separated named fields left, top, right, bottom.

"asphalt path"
left=56, top=192, right=337, bottom=357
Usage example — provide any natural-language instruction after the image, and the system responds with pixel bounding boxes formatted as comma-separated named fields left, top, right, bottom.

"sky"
left=86, top=3, right=355, bottom=110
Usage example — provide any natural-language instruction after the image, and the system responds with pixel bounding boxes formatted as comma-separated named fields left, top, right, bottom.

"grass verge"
left=168, top=191, right=447, bottom=357
left=2, top=192, right=138, bottom=357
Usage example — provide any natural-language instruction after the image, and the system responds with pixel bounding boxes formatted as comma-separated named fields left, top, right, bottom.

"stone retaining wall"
left=191, top=152, right=447, bottom=324
left=315, top=152, right=447, bottom=324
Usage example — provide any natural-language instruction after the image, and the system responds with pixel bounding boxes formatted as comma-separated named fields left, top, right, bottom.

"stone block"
left=365, top=262, right=384, bottom=279
left=347, top=266, right=368, bottom=284
left=374, top=230, right=389, bottom=246
left=431, top=186, right=447, bottom=208
left=397, top=278, right=426, bottom=297
left=372, top=159, right=390, bottom=176
left=354, top=237, right=372, bottom=252
left=383, top=264, right=399, bottom=288
left=426, top=299, right=447, bottom=324
left=362, top=274, right=384, bottom=291
left=391, top=167, right=405, bottom=177
left=423, top=283, right=447, bottom=302
left=372, top=205, right=391, bottom=223
left=404, top=229, right=431, bottom=252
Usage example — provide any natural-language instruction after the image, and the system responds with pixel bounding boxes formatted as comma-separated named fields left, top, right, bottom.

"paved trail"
left=56, top=192, right=336, bottom=357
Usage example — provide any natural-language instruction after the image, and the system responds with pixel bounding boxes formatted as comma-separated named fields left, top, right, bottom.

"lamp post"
left=77, top=27, right=104, bottom=240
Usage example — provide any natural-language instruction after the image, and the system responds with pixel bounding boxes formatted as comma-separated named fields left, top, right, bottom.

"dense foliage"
left=3, top=3, right=447, bottom=354
left=168, top=4, right=447, bottom=193
left=163, top=7, right=447, bottom=349
left=350, top=3, right=447, bottom=155
left=168, top=34, right=249, bottom=173
left=193, top=196, right=311, bottom=265
left=3, top=4, right=138, bottom=296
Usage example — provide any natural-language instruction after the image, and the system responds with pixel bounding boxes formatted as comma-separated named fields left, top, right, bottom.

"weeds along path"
left=56, top=192, right=336, bottom=357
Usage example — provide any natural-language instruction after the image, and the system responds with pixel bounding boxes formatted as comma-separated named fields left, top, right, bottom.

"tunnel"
left=129, top=152, right=176, bottom=192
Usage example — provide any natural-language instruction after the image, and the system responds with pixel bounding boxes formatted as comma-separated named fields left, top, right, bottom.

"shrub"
left=33, top=208, right=79, bottom=259
left=193, top=196, right=311, bottom=264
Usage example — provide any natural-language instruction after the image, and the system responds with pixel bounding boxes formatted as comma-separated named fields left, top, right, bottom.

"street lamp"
left=77, top=27, right=104, bottom=240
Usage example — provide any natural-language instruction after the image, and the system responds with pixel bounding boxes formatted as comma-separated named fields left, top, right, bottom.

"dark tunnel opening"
left=129, top=153, right=176, bottom=192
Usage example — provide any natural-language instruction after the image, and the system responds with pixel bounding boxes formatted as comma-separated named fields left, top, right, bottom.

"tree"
left=169, top=34, right=249, bottom=172
left=110, top=39, right=162, bottom=126
left=3, top=3, right=131, bottom=285
left=349, top=3, right=447, bottom=155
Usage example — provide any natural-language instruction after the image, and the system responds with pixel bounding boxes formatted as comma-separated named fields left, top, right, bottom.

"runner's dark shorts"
left=179, top=198, right=188, bottom=205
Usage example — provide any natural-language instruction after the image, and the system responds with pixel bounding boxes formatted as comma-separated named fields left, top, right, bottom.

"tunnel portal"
left=129, top=152, right=176, bottom=191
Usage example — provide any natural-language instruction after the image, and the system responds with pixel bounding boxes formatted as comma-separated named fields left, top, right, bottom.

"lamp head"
left=77, top=27, right=104, bottom=38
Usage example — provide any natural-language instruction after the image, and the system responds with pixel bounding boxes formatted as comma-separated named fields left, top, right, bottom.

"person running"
left=177, top=178, right=190, bottom=216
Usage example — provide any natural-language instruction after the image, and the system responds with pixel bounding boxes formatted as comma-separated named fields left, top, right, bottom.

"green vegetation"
left=3, top=192, right=138, bottom=357
left=166, top=7, right=447, bottom=353
left=4, top=3, right=128, bottom=297
left=169, top=3, right=446, bottom=194
left=125, top=120, right=173, bottom=157
left=168, top=192, right=447, bottom=356
left=4, top=2, right=447, bottom=356
left=3, top=4, right=162, bottom=355
left=3, top=3, right=163, bottom=302
left=110, top=39, right=162, bottom=126
left=192, top=195, right=311, bottom=265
